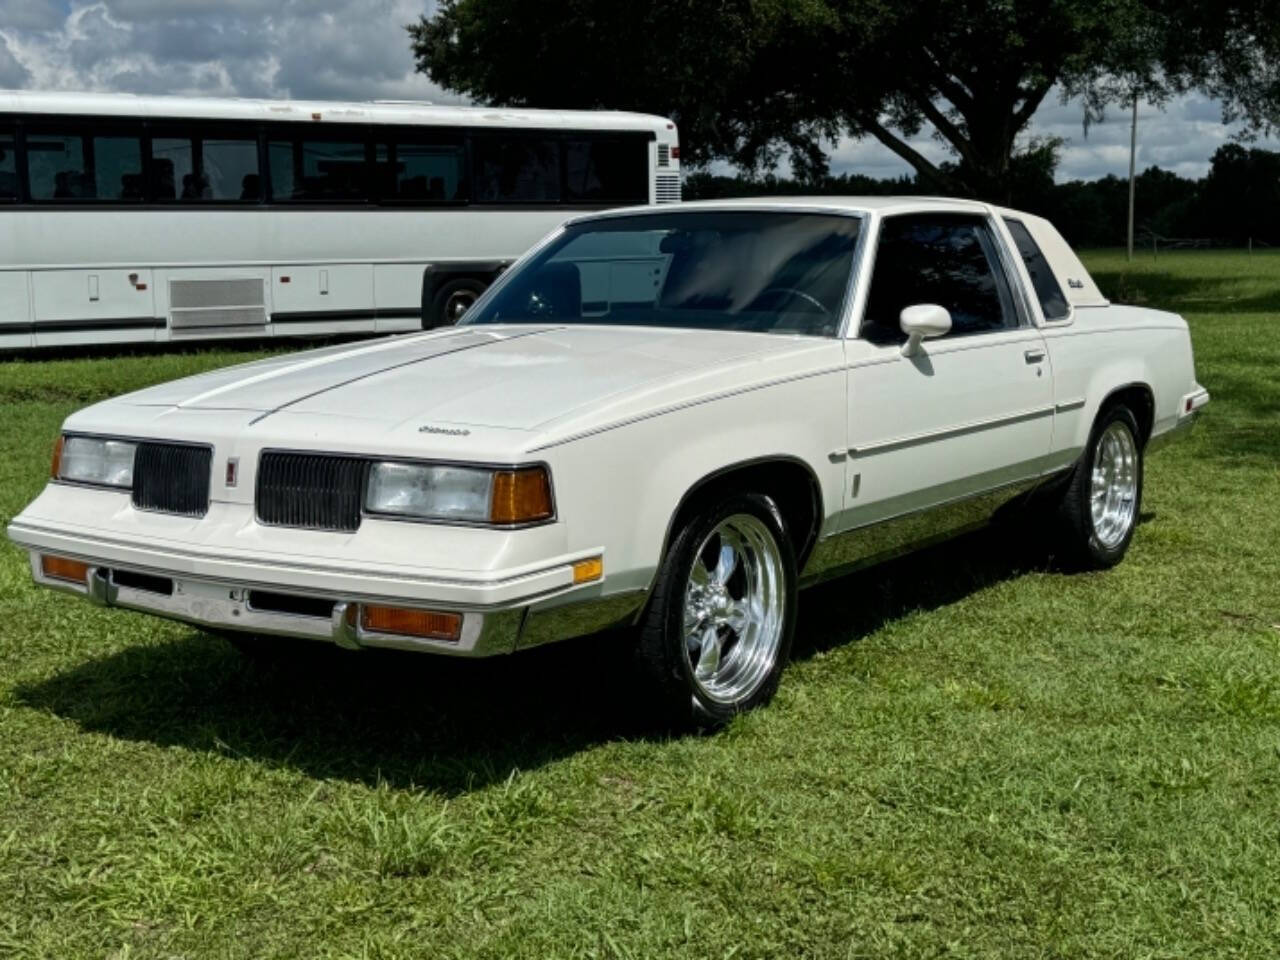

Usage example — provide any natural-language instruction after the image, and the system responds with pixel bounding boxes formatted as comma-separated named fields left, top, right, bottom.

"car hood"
left=109, top=324, right=828, bottom=435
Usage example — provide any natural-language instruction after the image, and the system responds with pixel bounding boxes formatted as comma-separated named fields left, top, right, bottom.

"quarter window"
left=1004, top=218, right=1070, bottom=321
left=269, top=137, right=368, bottom=201
left=472, top=137, right=561, bottom=202
left=861, top=213, right=1019, bottom=345
left=0, top=128, right=16, bottom=200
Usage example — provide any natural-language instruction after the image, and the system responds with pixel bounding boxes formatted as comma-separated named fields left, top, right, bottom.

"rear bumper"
left=9, top=520, right=644, bottom=657
left=1148, top=385, right=1209, bottom=454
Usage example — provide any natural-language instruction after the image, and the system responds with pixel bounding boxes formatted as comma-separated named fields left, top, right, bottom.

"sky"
left=1, top=0, right=1277, bottom=184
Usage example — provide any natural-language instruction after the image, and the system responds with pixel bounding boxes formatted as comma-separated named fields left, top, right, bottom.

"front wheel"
left=634, top=492, right=797, bottom=728
left=1057, top=403, right=1144, bottom=568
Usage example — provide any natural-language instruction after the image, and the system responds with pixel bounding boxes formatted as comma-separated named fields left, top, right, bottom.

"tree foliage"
left=409, top=0, right=1280, bottom=201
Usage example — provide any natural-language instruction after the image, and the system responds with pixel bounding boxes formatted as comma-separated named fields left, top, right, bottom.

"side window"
left=564, top=137, right=647, bottom=203
left=26, top=131, right=144, bottom=201
left=472, top=137, right=561, bottom=202
left=152, top=134, right=261, bottom=201
left=0, top=127, right=16, bottom=200
left=860, top=214, right=1019, bottom=345
left=1004, top=218, right=1070, bottom=321
left=374, top=137, right=466, bottom=202
left=269, top=137, right=368, bottom=201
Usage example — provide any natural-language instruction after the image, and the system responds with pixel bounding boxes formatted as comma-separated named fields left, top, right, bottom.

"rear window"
left=1004, top=218, right=1070, bottom=321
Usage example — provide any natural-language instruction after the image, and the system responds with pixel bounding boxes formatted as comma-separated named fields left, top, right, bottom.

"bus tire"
left=427, top=278, right=486, bottom=328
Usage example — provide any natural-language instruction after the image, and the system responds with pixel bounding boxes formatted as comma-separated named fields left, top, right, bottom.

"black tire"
left=634, top=491, right=798, bottom=729
left=1056, top=403, right=1144, bottom=569
left=427, top=278, right=486, bottom=328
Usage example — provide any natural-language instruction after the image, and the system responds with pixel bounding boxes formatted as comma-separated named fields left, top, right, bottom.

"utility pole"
left=1127, top=95, right=1137, bottom=261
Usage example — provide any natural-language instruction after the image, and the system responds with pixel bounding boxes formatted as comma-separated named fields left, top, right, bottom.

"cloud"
left=0, top=0, right=448, bottom=101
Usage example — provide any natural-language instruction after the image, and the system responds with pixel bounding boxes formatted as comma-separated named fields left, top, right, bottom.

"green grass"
left=2, top=258, right=1279, bottom=958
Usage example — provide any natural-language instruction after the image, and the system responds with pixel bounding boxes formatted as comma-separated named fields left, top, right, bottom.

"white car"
left=8, top=198, right=1208, bottom=726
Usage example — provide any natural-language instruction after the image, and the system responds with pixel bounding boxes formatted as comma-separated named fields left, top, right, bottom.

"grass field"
left=2, top=250, right=1278, bottom=958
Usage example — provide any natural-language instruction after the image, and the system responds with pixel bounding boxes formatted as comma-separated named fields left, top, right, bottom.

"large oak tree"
left=409, top=0, right=1280, bottom=200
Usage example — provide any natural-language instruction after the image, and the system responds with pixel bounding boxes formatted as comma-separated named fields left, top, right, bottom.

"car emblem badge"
left=418, top=425, right=471, bottom=436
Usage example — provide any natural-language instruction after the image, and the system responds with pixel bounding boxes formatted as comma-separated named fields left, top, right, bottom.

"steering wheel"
left=749, top=286, right=830, bottom=315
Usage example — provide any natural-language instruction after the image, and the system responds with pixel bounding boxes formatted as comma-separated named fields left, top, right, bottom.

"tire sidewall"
left=428, top=278, right=485, bottom=328
left=660, top=492, right=798, bottom=724
left=1080, top=404, right=1143, bottom=564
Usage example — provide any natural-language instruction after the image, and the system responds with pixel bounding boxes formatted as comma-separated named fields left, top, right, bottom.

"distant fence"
left=1135, top=231, right=1273, bottom=257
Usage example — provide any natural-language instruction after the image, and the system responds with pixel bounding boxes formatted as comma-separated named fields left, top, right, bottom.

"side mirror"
left=899, top=304, right=951, bottom=356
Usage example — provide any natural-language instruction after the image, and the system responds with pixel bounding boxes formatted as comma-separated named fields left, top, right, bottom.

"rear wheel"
left=635, top=492, right=797, bottom=728
left=1057, top=403, right=1143, bottom=568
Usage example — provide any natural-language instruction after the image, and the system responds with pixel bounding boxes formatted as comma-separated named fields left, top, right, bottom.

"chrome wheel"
left=444, top=289, right=477, bottom=322
left=682, top=513, right=785, bottom=705
left=1090, top=420, right=1138, bottom=548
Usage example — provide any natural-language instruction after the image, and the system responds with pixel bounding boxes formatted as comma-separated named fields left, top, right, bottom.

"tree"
left=409, top=0, right=1280, bottom=201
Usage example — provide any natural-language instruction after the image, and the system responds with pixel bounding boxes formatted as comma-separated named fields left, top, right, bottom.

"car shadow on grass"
left=16, top=518, right=1101, bottom=795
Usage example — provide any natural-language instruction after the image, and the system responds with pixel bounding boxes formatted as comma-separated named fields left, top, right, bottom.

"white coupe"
left=8, top=198, right=1209, bottom=725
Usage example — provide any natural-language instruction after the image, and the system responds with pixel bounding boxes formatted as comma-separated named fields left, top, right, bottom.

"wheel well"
left=662, top=458, right=823, bottom=568
left=420, top=262, right=511, bottom=328
left=1100, top=383, right=1155, bottom=446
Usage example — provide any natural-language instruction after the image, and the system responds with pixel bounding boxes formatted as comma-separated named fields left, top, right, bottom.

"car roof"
left=577, top=196, right=996, bottom=222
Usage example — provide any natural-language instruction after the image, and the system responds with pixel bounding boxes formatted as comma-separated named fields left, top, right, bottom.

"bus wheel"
left=428, top=278, right=486, bottom=327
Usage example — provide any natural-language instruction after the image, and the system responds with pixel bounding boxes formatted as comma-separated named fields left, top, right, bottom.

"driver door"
left=839, top=212, right=1054, bottom=533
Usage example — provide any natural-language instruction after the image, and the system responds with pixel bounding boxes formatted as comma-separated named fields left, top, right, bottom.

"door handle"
left=1024, top=349, right=1046, bottom=364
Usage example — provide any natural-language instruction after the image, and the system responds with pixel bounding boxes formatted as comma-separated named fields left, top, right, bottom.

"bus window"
left=269, top=138, right=368, bottom=201
left=26, top=132, right=143, bottom=201
left=94, top=136, right=143, bottom=200
left=27, top=134, right=89, bottom=199
left=152, top=137, right=194, bottom=199
left=565, top=137, right=647, bottom=203
left=472, top=137, right=560, bottom=203
left=203, top=138, right=259, bottom=200
left=0, top=128, right=16, bottom=199
left=375, top=138, right=466, bottom=202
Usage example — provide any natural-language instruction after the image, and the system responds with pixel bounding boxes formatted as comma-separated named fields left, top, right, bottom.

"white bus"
left=0, top=90, right=681, bottom=350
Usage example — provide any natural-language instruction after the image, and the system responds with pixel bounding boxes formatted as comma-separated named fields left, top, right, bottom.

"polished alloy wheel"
left=682, top=513, right=785, bottom=704
left=1090, top=420, right=1138, bottom=548
left=445, top=289, right=477, bottom=322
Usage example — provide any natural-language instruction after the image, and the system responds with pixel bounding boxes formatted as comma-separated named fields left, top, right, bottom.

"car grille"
left=256, top=452, right=367, bottom=532
left=131, top=442, right=212, bottom=517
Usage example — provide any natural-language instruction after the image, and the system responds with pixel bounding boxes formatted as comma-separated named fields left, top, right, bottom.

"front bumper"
left=10, top=521, right=645, bottom=657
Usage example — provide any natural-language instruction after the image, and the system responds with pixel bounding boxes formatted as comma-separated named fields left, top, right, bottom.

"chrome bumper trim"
left=26, top=552, right=635, bottom=657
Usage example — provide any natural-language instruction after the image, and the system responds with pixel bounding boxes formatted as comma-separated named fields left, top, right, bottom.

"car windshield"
left=463, top=210, right=862, bottom=337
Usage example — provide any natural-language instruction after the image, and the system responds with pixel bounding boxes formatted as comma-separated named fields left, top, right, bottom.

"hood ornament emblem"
left=418, top=425, right=470, bottom=437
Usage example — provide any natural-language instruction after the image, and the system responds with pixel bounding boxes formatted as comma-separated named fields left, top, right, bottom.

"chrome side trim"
left=1055, top=397, right=1086, bottom=413
left=517, top=589, right=647, bottom=651
left=849, top=404, right=1056, bottom=455
left=1146, top=411, right=1200, bottom=454
left=526, top=365, right=846, bottom=452
left=800, top=474, right=1049, bottom=588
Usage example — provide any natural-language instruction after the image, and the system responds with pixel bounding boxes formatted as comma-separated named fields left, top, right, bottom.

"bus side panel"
left=0, top=272, right=33, bottom=349
left=269, top=264, right=375, bottom=337
left=374, top=263, right=428, bottom=332
left=32, top=268, right=158, bottom=349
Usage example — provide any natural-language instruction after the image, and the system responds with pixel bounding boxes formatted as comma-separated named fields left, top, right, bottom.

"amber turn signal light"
left=360, top=604, right=462, bottom=642
left=572, top=556, right=604, bottom=584
left=41, top=554, right=90, bottom=584
left=490, top=467, right=554, bottom=525
left=50, top=434, right=64, bottom=479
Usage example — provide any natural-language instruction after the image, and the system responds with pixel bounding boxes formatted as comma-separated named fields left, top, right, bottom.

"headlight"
left=365, top=462, right=553, bottom=525
left=55, top=435, right=137, bottom=488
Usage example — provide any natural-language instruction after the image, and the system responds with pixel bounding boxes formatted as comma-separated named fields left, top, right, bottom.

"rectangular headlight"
left=365, top=462, right=553, bottom=525
left=58, top=435, right=137, bottom=488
